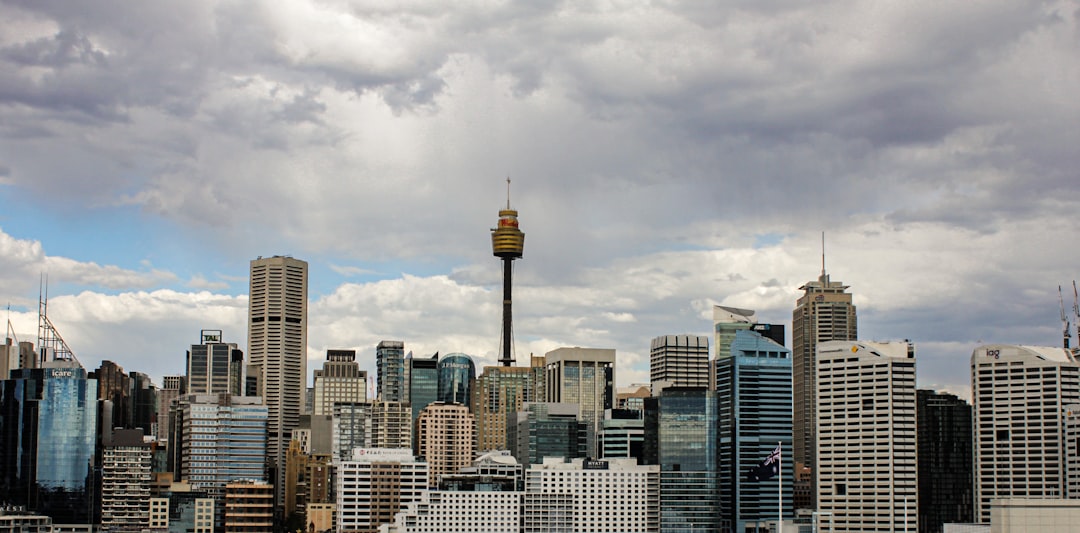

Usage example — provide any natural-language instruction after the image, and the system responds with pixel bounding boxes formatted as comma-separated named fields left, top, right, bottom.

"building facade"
left=917, top=389, right=974, bottom=533
left=100, top=429, right=153, bottom=532
left=817, top=340, right=916, bottom=532
left=544, top=347, right=615, bottom=458
left=332, top=401, right=413, bottom=462
left=716, top=329, right=793, bottom=533
left=312, top=349, right=367, bottom=416
left=508, top=403, right=587, bottom=469
left=247, top=255, right=308, bottom=511
left=415, top=402, right=476, bottom=489
left=436, top=353, right=475, bottom=406
left=335, top=448, right=428, bottom=533
left=472, top=356, right=545, bottom=454
left=971, top=344, right=1079, bottom=523
left=650, top=334, right=709, bottom=388
left=186, top=330, right=242, bottom=396
left=523, top=457, right=660, bottom=533
left=408, top=354, right=439, bottom=425
left=376, top=341, right=406, bottom=403
left=791, top=269, right=856, bottom=509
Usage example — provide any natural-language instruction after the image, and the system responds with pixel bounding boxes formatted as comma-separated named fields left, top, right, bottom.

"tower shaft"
left=501, top=258, right=514, bottom=366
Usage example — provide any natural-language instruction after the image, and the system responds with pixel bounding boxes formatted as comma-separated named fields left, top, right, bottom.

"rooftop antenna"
left=821, top=232, right=827, bottom=278
left=1060, top=285, right=1071, bottom=350
left=506, top=177, right=512, bottom=210
left=37, top=273, right=79, bottom=367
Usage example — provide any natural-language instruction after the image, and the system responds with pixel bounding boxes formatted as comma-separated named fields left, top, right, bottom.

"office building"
left=415, top=402, right=476, bottom=488
left=716, top=329, right=793, bottom=532
left=650, top=334, right=709, bottom=388
left=377, top=341, right=406, bottom=402
left=971, top=344, right=1079, bottom=523
left=156, top=375, right=185, bottom=444
left=247, top=255, right=308, bottom=511
left=917, top=389, right=974, bottom=533
left=312, top=349, right=367, bottom=416
left=644, top=387, right=719, bottom=533
left=101, top=429, right=153, bottom=531
left=332, top=401, right=413, bottom=461
left=408, top=353, right=439, bottom=425
left=616, top=383, right=651, bottom=411
left=223, top=481, right=273, bottom=533
left=0, top=361, right=98, bottom=525
left=599, top=408, right=645, bottom=460
left=186, top=330, right=243, bottom=396
left=437, top=353, right=475, bottom=405
left=523, top=457, right=660, bottom=533
left=791, top=267, right=856, bottom=508
left=508, top=402, right=587, bottom=469
left=335, top=448, right=428, bottom=533
left=0, top=509, right=52, bottom=532
left=544, top=347, right=615, bottom=457
left=817, top=340, right=916, bottom=532
left=472, top=356, right=545, bottom=454
left=170, top=392, right=268, bottom=528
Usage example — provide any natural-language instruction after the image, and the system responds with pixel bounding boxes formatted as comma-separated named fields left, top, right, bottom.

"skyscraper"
left=791, top=266, right=856, bottom=506
left=649, top=334, right=709, bottom=388
left=376, top=340, right=405, bottom=402
left=186, top=330, right=242, bottom=396
left=916, top=389, right=974, bottom=533
left=817, top=340, right=916, bottom=532
left=544, top=347, right=615, bottom=458
left=711, top=306, right=784, bottom=390
left=508, top=403, right=587, bottom=469
left=716, top=329, right=793, bottom=532
left=156, top=375, right=185, bottom=445
left=408, top=353, right=439, bottom=426
left=971, top=344, right=1079, bottom=523
left=247, top=255, right=308, bottom=511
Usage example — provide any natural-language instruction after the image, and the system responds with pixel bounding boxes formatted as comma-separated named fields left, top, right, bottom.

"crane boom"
left=1061, top=285, right=1071, bottom=350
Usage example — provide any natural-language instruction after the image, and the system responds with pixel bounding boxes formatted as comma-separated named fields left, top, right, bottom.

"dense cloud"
left=2, top=1, right=1079, bottom=398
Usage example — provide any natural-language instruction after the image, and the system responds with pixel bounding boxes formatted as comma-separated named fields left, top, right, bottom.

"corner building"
left=971, top=344, right=1079, bottom=523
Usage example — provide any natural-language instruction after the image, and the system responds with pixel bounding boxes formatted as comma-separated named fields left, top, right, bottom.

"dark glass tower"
left=917, top=389, right=973, bottom=533
left=376, top=341, right=405, bottom=402
left=409, top=353, right=439, bottom=425
left=644, top=387, right=719, bottom=533
left=717, top=329, right=793, bottom=532
left=437, top=353, right=476, bottom=405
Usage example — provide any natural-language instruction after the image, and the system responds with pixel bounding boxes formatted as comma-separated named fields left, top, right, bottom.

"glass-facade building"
left=508, top=403, right=587, bottom=468
left=917, top=389, right=973, bottom=533
left=186, top=330, right=242, bottom=396
left=0, top=362, right=98, bottom=525
left=716, top=329, right=793, bottom=533
left=409, top=354, right=439, bottom=425
left=376, top=341, right=405, bottom=402
left=437, top=353, right=475, bottom=406
left=644, top=387, right=719, bottom=533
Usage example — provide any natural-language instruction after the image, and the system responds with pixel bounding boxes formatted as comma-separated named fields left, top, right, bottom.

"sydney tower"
left=491, top=181, right=524, bottom=366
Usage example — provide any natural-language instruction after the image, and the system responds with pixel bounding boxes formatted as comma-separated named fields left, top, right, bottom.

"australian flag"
left=747, top=444, right=781, bottom=482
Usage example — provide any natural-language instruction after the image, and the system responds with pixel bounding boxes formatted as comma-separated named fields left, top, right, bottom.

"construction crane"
left=1060, top=285, right=1071, bottom=350
left=1073, top=281, right=1080, bottom=351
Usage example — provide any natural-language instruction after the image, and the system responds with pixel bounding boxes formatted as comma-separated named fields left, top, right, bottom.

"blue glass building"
left=437, top=353, right=475, bottom=406
left=716, top=329, right=793, bottom=533
left=409, top=354, right=439, bottom=424
left=644, top=387, right=719, bottom=533
left=0, top=362, right=98, bottom=525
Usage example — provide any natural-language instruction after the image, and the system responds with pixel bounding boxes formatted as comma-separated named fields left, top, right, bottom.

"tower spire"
left=506, top=177, right=511, bottom=210
left=821, top=232, right=827, bottom=278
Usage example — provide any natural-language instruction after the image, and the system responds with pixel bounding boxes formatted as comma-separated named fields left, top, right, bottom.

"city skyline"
left=2, top=2, right=1080, bottom=400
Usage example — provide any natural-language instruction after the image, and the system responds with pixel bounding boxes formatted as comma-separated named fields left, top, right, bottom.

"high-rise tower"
left=247, top=255, right=308, bottom=512
left=791, top=249, right=856, bottom=509
left=491, top=180, right=524, bottom=366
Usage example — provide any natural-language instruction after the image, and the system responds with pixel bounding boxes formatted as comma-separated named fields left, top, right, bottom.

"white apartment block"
left=972, top=344, right=1080, bottom=523
left=816, top=340, right=917, bottom=532
left=381, top=491, right=522, bottom=533
left=335, top=448, right=429, bottom=533
left=522, top=457, right=660, bottom=533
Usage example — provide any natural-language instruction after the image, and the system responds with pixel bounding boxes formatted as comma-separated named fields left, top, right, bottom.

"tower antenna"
left=821, top=232, right=826, bottom=278
left=506, top=177, right=512, bottom=210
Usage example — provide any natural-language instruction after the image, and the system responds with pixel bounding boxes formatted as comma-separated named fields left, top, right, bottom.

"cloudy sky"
left=2, top=0, right=1078, bottom=399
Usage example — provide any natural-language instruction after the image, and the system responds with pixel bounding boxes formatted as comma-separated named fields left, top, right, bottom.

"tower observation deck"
left=492, top=180, right=524, bottom=366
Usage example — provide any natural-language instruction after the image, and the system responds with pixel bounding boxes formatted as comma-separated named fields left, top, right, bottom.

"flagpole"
left=778, top=441, right=782, bottom=533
